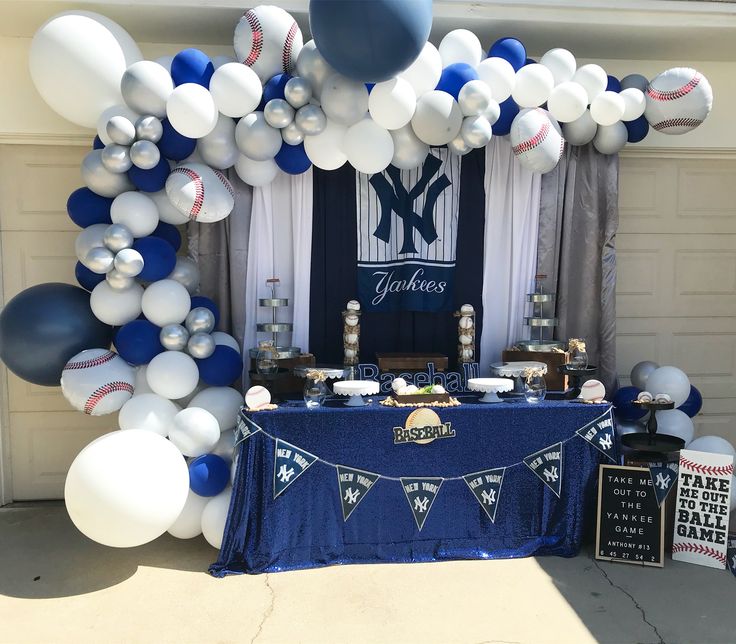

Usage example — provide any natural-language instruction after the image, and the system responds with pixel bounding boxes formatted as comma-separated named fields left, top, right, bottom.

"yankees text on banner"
left=524, top=443, right=563, bottom=497
left=273, top=439, right=318, bottom=498
left=463, top=468, right=505, bottom=523
left=356, top=150, right=461, bottom=312
left=401, top=477, right=444, bottom=531
left=648, top=462, right=679, bottom=507
left=576, top=409, right=616, bottom=462
left=336, top=465, right=381, bottom=521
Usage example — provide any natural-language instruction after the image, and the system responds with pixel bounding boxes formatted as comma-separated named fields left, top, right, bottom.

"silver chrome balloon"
left=135, top=115, right=164, bottom=142
left=81, top=150, right=134, bottom=198
left=460, top=115, right=493, bottom=149
left=281, top=121, right=305, bottom=146
left=187, top=332, right=216, bottom=359
left=84, top=246, right=115, bottom=274
left=106, top=268, right=135, bottom=290
left=168, top=257, right=200, bottom=294
left=100, top=143, right=133, bottom=174
left=113, top=248, right=145, bottom=277
left=448, top=134, right=471, bottom=156
left=106, top=115, right=136, bottom=146
left=284, top=76, right=313, bottom=109
left=160, top=324, right=189, bottom=351
left=458, top=80, right=492, bottom=117
left=185, top=307, right=216, bottom=334
left=130, top=140, right=161, bottom=170
left=103, top=224, right=134, bottom=253
left=264, top=99, right=295, bottom=129
left=295, top=104, right=327, bottom=135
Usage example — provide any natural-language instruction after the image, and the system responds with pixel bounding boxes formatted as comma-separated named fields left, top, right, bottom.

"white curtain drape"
left=479, top=137, right=542, bottom=375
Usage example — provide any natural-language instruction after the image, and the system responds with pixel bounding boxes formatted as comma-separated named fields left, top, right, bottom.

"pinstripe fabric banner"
left=356, top=150, right=461, bottom=312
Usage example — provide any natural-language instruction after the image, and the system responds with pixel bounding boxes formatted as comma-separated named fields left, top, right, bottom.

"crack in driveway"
left=250, top=573, right=275, bottom=644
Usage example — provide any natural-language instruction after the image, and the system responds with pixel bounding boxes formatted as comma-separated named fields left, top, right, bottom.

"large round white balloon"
left=166, top=84, right=219, bottom=139
left=562, top=110, right=598, bottom=145
left=476, top=57, right=516, bottom=102
left=547, top=82, right=588, bottom=123
left=234, top=112, right=282, bottom=161
left=304, top=120, right=348, bottom=171
left=121, top=60, right=173, bottom=118
left=644, top=67, right=713, bottom=135
left=321, top=74, right=369, bottom=127
left=90, top=281, right=143, bottom=326
left=369, top=78, right=416, bottom=131
left=512, top=64, right=554, bottom=108
left=411, top=91, right=463, bottom=146
left=61, top=349, right=135, bottom=416
left=197, top=114, right=239, bottom=170
left=540, top=48, right=577, bottom=85
left=208, top=62, right=262, bottom=118
left=234, top=155, right=279, bottom=186
left=646, top=366, right=691, bottom=408
left=65, top=429, right=188, bottom=547
left=201, top=487, right=232, bottom=549
left=398, top=42, right=442, bottom=98
left=655, top=409, right=695, bottom=446
left=344, top=118, right=394, bottom=174
left=82, top=150, right=134, bottom=198
left=592, top=121, right=627, bottom=154
left=168, top=407, right=220, bottom=457
left=29, top=11, right=142, bottom=127
left=150, top=189, right=189, bottom=225
left=687, top=436, right=736, bottom=459
left=296, top=40, right=336, bottom=100
left=146, top=351, right=200, bottom=400
left=110, top=191, right=159, bottom=237
left=168, top=489, right=209, bottom=539
left=390, top=124, right=429, bottom=170
left=590, top=91, right=625, bottom=126
left=188, top=387, right=244, bottom=432
left=510, top=108, right=565, bottom=174
left=118, top=393, right=181, bottom=436
left=141, top=279, right=191, bottom=326
left=572, top=64, right=608, bottom=104
left=620, top=88, right=646, bottom=122
left=438, top=29, right=483, bottom=67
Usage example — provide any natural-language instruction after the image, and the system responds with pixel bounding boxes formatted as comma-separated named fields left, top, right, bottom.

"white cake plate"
left=333, top=380, right=380, bottom=406
left=490, top=361, right=548, bottom=396
left=467, top=378, right=515, bottom=403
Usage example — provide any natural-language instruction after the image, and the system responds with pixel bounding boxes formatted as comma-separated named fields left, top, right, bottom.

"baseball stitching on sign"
left=282, top=21, right=298, bottom=73
left=84, top=381, right=135, bottom=415
left=170, top=167, right=204, bottom=220
left=647, top=73, right=701, bottom=102
left=672, top=542, right=727, bottom=565
left=243, top=10, right=263, bottom=67
left=64, top=351, right=116, bottom=371
left=680, top=457, right=733, bottom=477
left=513, top=120, right=550, bottom=156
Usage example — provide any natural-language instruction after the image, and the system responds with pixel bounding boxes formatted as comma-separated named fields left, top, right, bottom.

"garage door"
left=0, top=144, right=115, bottom=501
left=617, top=151, right=736, bottom=446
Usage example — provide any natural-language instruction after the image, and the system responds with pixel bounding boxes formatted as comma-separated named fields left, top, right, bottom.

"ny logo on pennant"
left=401, top=477, right=443, bottom=531
left=336, top=465, right=381, bottom=521
left=273, top=439, right=317, bottom=499
left=576, top=409, right=617, bottom=462
left=463, top=467, right=505, bottom=523
left=524, top=442, right=564, bottom=497
left=649, top=462, right=679, bottom=507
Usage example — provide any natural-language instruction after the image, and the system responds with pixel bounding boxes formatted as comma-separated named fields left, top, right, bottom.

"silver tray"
left=249, top=346, right=302, bottom=359
left=524, top=317, right=558, bottom=327
left=515, top=340, right=565, bottom=352
left=526, top=293, right=555, bottom=303
left=293, top=365, right=347, bottom=379
left=256, top=322, right=293, bottom=333
left=259, top=298, right=289, bottom=307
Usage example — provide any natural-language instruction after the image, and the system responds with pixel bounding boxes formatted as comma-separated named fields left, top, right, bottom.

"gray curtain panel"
left=537, top=143, right=619, bottom=392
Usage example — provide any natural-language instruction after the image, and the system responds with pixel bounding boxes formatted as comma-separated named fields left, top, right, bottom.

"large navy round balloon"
left=488, top=37, right=527, bottom=72
left=678, top=385, right=703, bottom=418
left=189, top=454, right=230, bottom=497
left=625, top=115, right=649, bottom=143
left=493, top=97, right=520, bottom=136
left=132, top=237, right=177, bottom=282
left=158, top=119, right=196, bottom=161
left=612, top=385, right=647, bottom=421
left=275, top=142, right=312, bottom=175
left=196, top=345, right=242, bottom=386
left=436, top=63, right=479, bottom=100
left=171, top=48, right=214, bottom=88
left=67, top=188, right=113, bottom=228
left=190, top=295, right=220, bottom=327
left=114, top=319, right=164, bottom=365
left=309, top=0, right=433, bottom=82
left=128, top=157, right=171, bottom=193
left=0, top=283, right=113, bottom=386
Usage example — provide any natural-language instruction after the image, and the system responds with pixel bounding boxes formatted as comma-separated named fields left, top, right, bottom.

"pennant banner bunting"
left=336, top=465, right=381, bottom=521
left=273, top=439, right=318, bottom=498
left=524, top=442, right=564, bottom=497
left=236, top=412, right=262, bottom=445
left=728, top=536, right=736, bottom=579
left=576, top=409, right=616, bottom=462
left=401, top=477, right=444, bottom=531
left=463, top=467, right=505, bottom=523
left=649, top=462, right=679, bottom=507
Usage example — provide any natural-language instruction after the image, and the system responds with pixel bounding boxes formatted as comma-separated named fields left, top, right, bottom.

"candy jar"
left=256, top=340, right=278, bottom=376
left=524, top=367, right=547, bottom=403
left=568, top=338, right=589, bottom=369
left=303, top=370, right=329, bottom=408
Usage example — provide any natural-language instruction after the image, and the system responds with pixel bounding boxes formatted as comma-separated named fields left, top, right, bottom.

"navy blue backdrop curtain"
left=309, top=148, right=487, bottom=368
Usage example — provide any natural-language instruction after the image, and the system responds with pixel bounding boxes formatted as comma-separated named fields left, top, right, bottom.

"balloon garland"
left=0, top=3, right=717, bottom=549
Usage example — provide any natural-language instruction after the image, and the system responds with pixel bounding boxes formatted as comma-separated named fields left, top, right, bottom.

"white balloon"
left=166, top=84, right=218, bottom=139
left=235, top=112, right=282, bottom=161
left=90, top=281, right=143, bottom=326
left=134, top=365, right=154, bottom=394
left=197, top=114, right=239, bottom=170
left=646, top=366, right=691, bottom=408
left=411, top=90, right=463, bottom=146
left=510, top=108, right=565, bottom=174
left=211, top=331, right=241, bottom=353
left=304, top=120, right=348, bottom=171
left=438, top=29, right=483, bottom=67
left=476, top=57, right=516, bottom=102
left=620, top=88, right=646, bottom=122
left=168, top=407, right=220, bottom=457
left=121, top=60, right=173, bottom=118
left=174, top=379, right=207, bottom=408
left=234, top=155, right=279, bottom=186
left=592, top=121, right=628, bottom=154
left=61, top=349, right=135, bottom=415
left=150, top=189, right=189, bottom=225
left=189, top=387, right=244, bottom=431
left=458, top=80, right=492, bottom=117
left=590, top=91, right=626, bottom=126
left=687, top=436, right=736, bottom=459
left=321, top=74, right=369, bottom=127
left=81, top=150, right=134, bottom=198
left=168, top=489, right=209, bottom=539
left=296, top=40, right=336, bottom=100
left=398, top=42, right=442, bottom=98
left=209, top=62, right=262, bottom=118
left=461, top=115, right=492, bottom=148
left=110, top=191, right=159, bottom=238
left=547, top=82, right=588, bottom=123
left=29, top=11, right=142, bottom=128
left=146, top=351, right=200, bottom=400
left=562, top=110, right=598, bottom=145
left=141, top=279, right=191, bottom=327
left=539, top=48, right=577, bottom=85
left=96, top=104, right=139, bottom=145
left=573, top=64, right=608, bottom=104
left=483, top=99, right=501, bottom=126
left=390, top=124, right=429, bottom=170
left=368, top=78, right=416, bottom=131
left=344, top=118, right=394, bottom=174
left=211, top=430, right=236, bottom=459
left=655, top=409, right=695, bottom=446
left=512, top=64, right=554, bottom=108
left=201, top=487, right=232, bottom=549
left=448, top=134, right=471, bottom=156
left=118, top=393, right=181, bottom=436
left=65, top=429, right=188, bottom=547
left=75, top=223, right=109, bottom=264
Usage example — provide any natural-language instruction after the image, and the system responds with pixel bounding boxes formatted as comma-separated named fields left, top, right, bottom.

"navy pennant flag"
left=336, top=465, right=381, bottom=521
left=273, top=439, right=318, bottom=498
left=463, top=467, right=505, bottom=523
left=728, top=536, right=736, bottom=578
left=356, top=149, right=461, bottom=312
left=236, top=412, right=262, bottom=445
left=400, top=477, right=443, bottom=531
left=576, top=409, right=617, bottom=462
left=524, top=442, right=564, bottom=497
left=649, top=462, right=679, bottom=507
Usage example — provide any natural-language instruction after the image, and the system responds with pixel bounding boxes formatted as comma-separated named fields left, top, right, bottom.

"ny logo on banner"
left=463, top=467, right=506, bottom=523
left=524, top=442, right=564, bottom=497
left=649, top=462, right=679, bottom=507
left=336, top=465, right=381, bottom=521
left=576, top=409, right=617, bottom=462
left=400, top=477, right=443, bottom=531
left=273, top=439, right=318, bottom=498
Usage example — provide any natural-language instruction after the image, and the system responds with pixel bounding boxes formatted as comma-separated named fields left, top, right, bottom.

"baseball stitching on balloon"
left=84, top=381, right=134, bottom=415
left=213, top=169, right=235, bottom=199
left=64, top=351, right=116, bottom=371
left=243, top=10, right=263, bottom=67
left=513, top=120, right=550, bottom=156
left=282, top=21, right=298, bottom=74
left=680, top=457, right=733, bottom=477
left=652, top=118, right=703, bottom=132
left=646, top=73, right=701, bottom=102
left=672, top=542, right=727, bottom=565
left=170, top=167, right=204, bottom=220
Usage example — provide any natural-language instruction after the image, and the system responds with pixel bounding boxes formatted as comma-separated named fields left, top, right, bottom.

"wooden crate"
left=501, top=349, right=569, bottom=391
left=376, top=352, right=448, bottom=373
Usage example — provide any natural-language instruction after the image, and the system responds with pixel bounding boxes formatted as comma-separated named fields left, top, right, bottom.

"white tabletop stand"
left=490, top=361, right=548, bottom=397
left=467, top=378, right=515, bottom=403
left=332, top=380, right=380, bottom=406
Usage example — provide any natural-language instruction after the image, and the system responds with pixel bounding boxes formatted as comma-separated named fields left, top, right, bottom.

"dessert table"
left=210, top=397, right=614, bottom=576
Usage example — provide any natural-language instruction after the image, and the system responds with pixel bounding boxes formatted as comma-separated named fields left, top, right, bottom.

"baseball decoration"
left=455, top=304, right=475, bottom=364
left=343, top=300, right=361, bottom=366
left=165, top=163, right=235, bottom=223
left=644, top=67, right=713, bottom=135
left=245, top=385, right=274, bottom=411
left=234, top=5, right=303, bottom=83
left=61, top=349, right=136, bottom=415
left=578, top=379, right=606, bottom=403
left=510, top=108, right=565, bottom=174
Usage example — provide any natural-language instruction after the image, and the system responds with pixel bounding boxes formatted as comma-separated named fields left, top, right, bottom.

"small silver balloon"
left=284, top=76, right=312, bottom=109
left=106, top=268, right=135, bottom=290
left=264, top=99, right=295, bottom=129
left=130, top=140, right=161, bottom=170
left=448, top=134, right=471, bottom=156
left=295, top=104, right=326, bottom=135
left=160, top=324, right=189, bottom=351
left=168, top=257, right=200, bottom=294
left=106, top=115, right=136, bottom=146
left=100, top=144, right=133, bottom=174
left=185, top=307, right=216, bottom=334
left=113, top=248, right=144, bottom=277
left=135, top=115, right=163, bottom=142
left=460, top=115, right=493, bottom=149
left=84, top=246, right=115, bottom=274
left=103, top=224, right=134, bottom=252
left=281, top=121, right=305, bottom=146
left=187, top=332, right=216, bottom=359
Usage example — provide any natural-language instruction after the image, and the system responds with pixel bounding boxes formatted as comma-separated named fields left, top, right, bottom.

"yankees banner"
left=336, top=465, right=381, bottom=521
left=649, top=462, right=679, bottom=507
left=576, top=409, right=616, bottom=462
left=401, top=477, right=444, bottom=530
left=524, top=443, right=563, bottom=497
left=273, top=439, right=318, bottom=498
left=356, top=150, right=461, bottom=312
left=464, top=467, right=505, bottom=523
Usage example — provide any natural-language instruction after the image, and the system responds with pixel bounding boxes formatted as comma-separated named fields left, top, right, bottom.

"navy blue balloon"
left=92, top=136, right=104, bottom=150
left=114, top=319, right=163, bottom=365
left=612, top=386, right=647, bottom=421
left=171, top=48, right=214, bottom=87
left=189, top=454, right=230, bottom=497
left=67, top=188, right=113, bottom=228
left=678, top=385, right=703, bottom=418
left=606, top=75, right=622, bottom=93
left=75, top=261, right=106, bottom=292
left=488, top=37, right=527, bottom=71
left=309, top=0, right=433, bottom=82
left=151, top=221, right=182, bottom=252
left=436, top=63, right=479, bottom=100
left=196, top=345, right=242, bottom=386
left=263, top=73, right=291, bottom=103
left=493, top=97, right=520, bottom=136
left=158, top=119, right=197, bottom=161
left=190, top=295, right=220, bottom=327
left=132, top=237, right=177, bottom=282
left=275, top=142, right=312, bottom=175
left=128, top=157, right=170, bottom=193
left=625, top=115, right=649, bottom=143
left=524, top=57, right=537, bottom=66
left=0, top=283, right=113, bottom=386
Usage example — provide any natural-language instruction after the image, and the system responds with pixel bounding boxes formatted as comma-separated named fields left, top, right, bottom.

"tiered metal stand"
left=621, top=400, right=685, bottom=455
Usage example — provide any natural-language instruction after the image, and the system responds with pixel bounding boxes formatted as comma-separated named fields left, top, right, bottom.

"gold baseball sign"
left=393, top=409, right=455, bottom=445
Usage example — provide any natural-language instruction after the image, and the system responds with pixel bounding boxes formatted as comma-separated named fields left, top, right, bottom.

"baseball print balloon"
left=510, top=108, right=565, bottom=174
left=234, top=5, right=303, bottom=83
left=165, top=163, right=235, bottom=223
left=644, top=67, right=713, bottom=135
left=61, top=349, right=136, bottom=415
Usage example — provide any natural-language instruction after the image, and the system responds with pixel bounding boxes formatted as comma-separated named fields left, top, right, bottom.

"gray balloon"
left=168, top=257, right=200, bottom=294
left=460, top=115, right=492, bottom=149
left=284, top=76, right=312, bottom=109
left=101, top=144, right=132, bottom=173
left=160, top=324, right=189, bottom=351
left=106, top=115, right=136, bottom=146
left=630, top=360, right=660, bottom=391
left=135, top=115, right=163, bottom=142
left=121, top=61, right=173, bottom=118
left=616, top=418, right=646, bottom=438
left=103, top=224, right=134, bottom=252
left=84, top=247, right=115, bottom=274
left=264, top=99, right=295, bottom=129
left=295, top=40, right=335, bottom=100
left=185, top=307, right=215, bottom=334
left=562, top=110, right=598, bottom=146
left=130, top=140, right=161, bottom=170
left=113, top=248, right=144, bottom=277
left=295, top=104, right=326, bottom=135
left=187, top=332, right=216, bottom=359
left=81, top=150, right=134, bottom=198
left=106, top=269, right=135, bottom=291
left=282, top=121, right=305, bottom=146
left=448, top=134, right=471, bottom=156
left=620, top=73, right=649, bottom=92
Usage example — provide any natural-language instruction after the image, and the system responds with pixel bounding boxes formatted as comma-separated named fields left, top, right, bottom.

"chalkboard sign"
left=596, top=465, right=665, bottom=567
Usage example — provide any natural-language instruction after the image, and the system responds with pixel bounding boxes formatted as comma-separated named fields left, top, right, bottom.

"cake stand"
left=490, top=361, right=547, bottom=397
left=333, top=380, right=380, bottom=406
left=292, top=365, right=347, bottom=380
left=620, top=400, right=684, bottom=454
left=467, top=378, right=515, bottom=403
